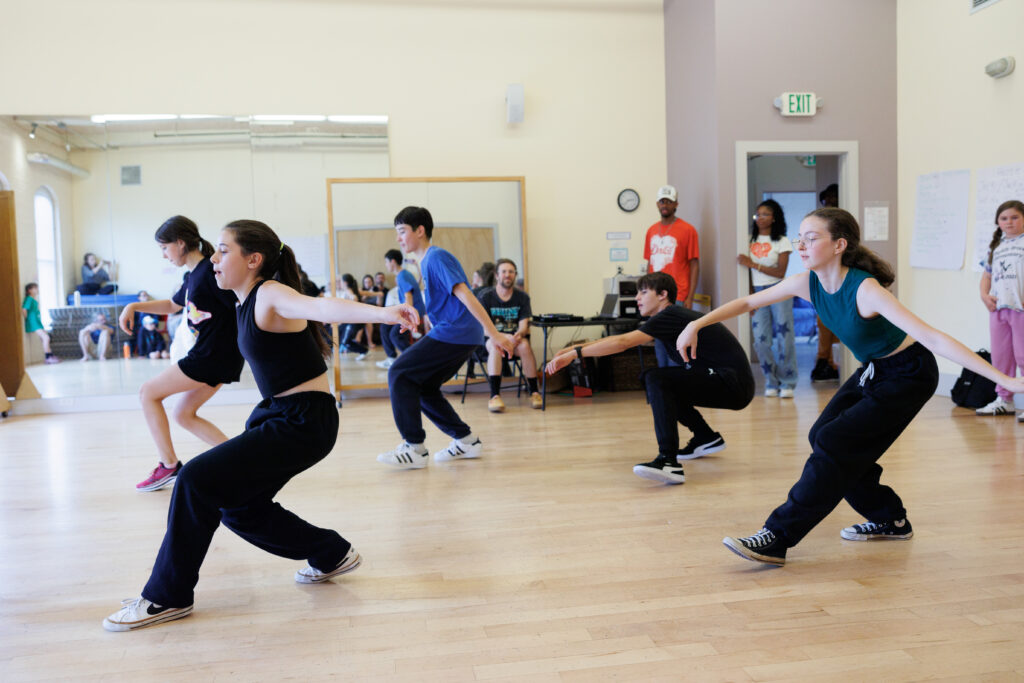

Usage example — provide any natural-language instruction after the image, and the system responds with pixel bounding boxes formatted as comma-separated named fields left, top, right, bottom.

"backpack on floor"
left=950, top=349, right=997, bottom=408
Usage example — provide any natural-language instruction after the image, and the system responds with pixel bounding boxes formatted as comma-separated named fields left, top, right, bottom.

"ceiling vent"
left=121, top=165, right=141, bottom=186
left=970, top=0, right=1004, bottom=14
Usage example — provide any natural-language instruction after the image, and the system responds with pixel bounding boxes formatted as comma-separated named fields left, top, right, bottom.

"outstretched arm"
left=676, top=272, right=809, bottom=362
left=858, top=278, right=1024, bottom=394
left=545, top=330, right=653, bottom=375
left=264, top=281, right=419, bottom=330
left=118, top=299, right=183, bottom=334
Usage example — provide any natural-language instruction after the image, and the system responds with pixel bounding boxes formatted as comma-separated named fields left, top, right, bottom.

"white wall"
left=0, top=0, right=668, bottom=332
left=897, top=0, right=1024, bottom=381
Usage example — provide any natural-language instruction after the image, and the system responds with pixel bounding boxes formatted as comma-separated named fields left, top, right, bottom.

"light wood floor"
left=1, top=384, right=1022, bottom=681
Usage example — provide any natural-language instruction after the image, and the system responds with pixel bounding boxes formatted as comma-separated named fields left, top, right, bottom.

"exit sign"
left=778, top=92, right=818, bottom=116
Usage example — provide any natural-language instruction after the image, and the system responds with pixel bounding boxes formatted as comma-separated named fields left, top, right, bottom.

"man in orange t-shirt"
left=643, top=185, right=700, bottom=308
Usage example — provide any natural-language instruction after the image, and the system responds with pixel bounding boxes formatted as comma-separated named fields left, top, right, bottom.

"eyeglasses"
left=752, top=213, right=773, bottom=221
left=793, top=235, right=824, bottom=248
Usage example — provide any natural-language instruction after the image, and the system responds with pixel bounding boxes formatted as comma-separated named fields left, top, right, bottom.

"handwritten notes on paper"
left=972, top=162, right=1024, bottom=272
left=910, top=169, right=971, bottom=270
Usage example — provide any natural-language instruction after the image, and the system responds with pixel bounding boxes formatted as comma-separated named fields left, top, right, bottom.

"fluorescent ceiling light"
left=252, top=115, right=326, bottom=122
left=91, top=114, right=178, bottom=123
left=178, top=114, right=229, bottom=120
left=27, top=152, right=90, bottom=178
left=327, top=115, right=389, bottom=125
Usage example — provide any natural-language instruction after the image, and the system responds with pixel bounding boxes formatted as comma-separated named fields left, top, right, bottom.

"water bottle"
left=73, top=290, right=81, bottom=307
left=123, top=342, right=131, bottom=359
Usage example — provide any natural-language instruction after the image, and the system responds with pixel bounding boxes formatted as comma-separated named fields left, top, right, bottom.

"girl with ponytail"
left=676, top=208, right=1024, bottom=567
left=118, top=215, right=244, bottom=493
left=104, top=219, right=419, bottom=632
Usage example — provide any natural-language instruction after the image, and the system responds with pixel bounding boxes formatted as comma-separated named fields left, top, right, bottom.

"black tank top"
left=236, top=279, right=328, bottom=398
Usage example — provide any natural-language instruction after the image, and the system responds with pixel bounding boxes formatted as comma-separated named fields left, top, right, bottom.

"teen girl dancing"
left=677, top=208, right=1024, bottom=565
left=104, top=219, right=419, bottom=630
left=119, top=216, right=243, bottom=492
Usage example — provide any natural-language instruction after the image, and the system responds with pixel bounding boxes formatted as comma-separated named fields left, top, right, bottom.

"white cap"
left=656, top=185, right=677, bottom=202
left=142, top=315, right=157, bottom=326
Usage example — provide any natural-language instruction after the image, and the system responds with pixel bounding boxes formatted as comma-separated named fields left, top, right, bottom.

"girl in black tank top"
left=102, top=219, right=419, bottom=633
left=117, top=216, right=242, bottom=494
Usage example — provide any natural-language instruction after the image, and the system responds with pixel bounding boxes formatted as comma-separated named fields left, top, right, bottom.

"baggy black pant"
left=765, top=343, right=939, bottom=546
left=387, top=335, right=477, bottom=445
left=644, top=364, right=754, bottom=457
left=142, top=392, right=348, bottom=607
left=380, top=323, right=412, bottom=359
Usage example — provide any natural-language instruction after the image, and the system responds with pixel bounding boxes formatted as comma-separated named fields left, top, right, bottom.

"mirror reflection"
left=4, top=114, right=388, bottom=403
left=327, top=178, right=526, bottom=391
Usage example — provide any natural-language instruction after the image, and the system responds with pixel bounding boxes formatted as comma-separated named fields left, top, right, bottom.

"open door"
left=0, top=190, right=25, bottom=396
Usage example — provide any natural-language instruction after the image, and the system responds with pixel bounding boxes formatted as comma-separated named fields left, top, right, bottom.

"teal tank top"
left=808, top=268, right=906, bottom=363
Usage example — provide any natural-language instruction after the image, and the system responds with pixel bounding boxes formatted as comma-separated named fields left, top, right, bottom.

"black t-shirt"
left=477, top=286, right=532, bottom=335
left=639, top=305, right=752, bottom=378
left=171, top=257, right=244, bottom=385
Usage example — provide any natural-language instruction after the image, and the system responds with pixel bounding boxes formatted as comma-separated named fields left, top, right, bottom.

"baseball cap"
left=656, top=185, right=677, bottom=202
left=142, top=315, right=157, bottom=326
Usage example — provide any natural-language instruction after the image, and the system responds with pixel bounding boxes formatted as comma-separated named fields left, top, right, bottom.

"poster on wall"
left=972, top=161, right=1024, bottom=272
left=909, top=169, right=971, bottom=270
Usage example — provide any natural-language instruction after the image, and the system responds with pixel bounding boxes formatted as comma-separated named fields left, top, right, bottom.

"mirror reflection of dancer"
left=677, top=208, right=1024, bottom=566
left=103, top=219, right=420, bottom=631
left=119, top=216, right=244, bottom=492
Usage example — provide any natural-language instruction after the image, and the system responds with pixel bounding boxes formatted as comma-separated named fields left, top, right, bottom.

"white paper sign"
left=972, top=162, right=1024, bottom=272
left=910, top=170, right=971, bottom=270
left=863, top=205, right=889, bottom=242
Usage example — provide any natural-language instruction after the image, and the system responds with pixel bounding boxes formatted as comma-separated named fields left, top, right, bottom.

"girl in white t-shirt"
left=976, top=199, right=1024, bottom=420
left=737, top=200, right=796, bottom=397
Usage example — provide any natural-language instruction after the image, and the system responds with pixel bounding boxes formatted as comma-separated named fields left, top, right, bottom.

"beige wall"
left=665, top=0, right=898, bottom=327
left=0, top=0, right=668, bottom=338
left=898, top=0, right=1024, bottom=381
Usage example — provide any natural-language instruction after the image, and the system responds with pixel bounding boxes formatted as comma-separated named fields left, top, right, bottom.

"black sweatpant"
left=644, top=364, right=754, bottom=457
left=387, top=335, right=478, bottom=445
left=765, top=343, right=939, bottom=546
left=142, top=392, right=348, bottom=608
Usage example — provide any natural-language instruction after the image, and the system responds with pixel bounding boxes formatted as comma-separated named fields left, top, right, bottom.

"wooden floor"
left=1, top=383, right=1022, bottom=681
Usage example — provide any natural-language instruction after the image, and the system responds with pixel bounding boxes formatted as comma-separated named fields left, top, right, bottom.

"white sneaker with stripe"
left=376, top=441, right=428, bottom=469
left=433, top=437, right=482, bottom=462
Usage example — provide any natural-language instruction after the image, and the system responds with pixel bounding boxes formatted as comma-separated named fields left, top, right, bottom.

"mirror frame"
left=325, top=176, right=528, bottom=398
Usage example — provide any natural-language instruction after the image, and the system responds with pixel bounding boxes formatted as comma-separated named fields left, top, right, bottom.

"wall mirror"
left=326, top=177, right=527, bottom=395
left=3, top=114, right=388, bottom=407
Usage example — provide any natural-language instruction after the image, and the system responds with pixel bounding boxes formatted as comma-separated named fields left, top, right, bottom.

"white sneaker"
left=356, top=352, right=368, bottom=361
left=434, top=437, right=482, bottom=462
left=295, top=546, right=362, bottom=584
left=375, top=358, right=395, bottom=369
left=376, top=441, right=428, bottom=469
left=764, top=388, right=778, bottom=397
left=975, top=397, right=1014, bottom=415
left=779, top=388, right=794, bottom=399
left=102, top=597, right=193, bottom=632
left=1018, top=411, right=1024, bottom=423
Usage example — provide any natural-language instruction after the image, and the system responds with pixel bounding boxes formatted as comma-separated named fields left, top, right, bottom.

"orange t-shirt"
left=643, top=217, right=700, bottom=302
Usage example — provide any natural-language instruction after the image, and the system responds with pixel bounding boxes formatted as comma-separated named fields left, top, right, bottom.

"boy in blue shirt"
left=378, top=207, right=516, bottom=469
left=376, top=248, right=427, bottom=370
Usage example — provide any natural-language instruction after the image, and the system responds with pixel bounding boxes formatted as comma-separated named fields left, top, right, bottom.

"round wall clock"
left=617, top=188, right=640, bottom=212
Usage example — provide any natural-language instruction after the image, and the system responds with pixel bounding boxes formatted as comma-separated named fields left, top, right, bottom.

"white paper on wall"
left=862, top=203, right=889, bottom=241
left=910, top=169, right=971, bottom=270
left=972, top=162, right=1024, bottom=273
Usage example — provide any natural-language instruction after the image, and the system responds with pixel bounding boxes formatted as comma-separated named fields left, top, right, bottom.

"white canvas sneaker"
left=295, top=546, right=362, bottom=584
left=433, top=437, right=482, bottom=462
left=376, top=441, right=428, bottom=469
left=102, top=597, right=193, bottom=632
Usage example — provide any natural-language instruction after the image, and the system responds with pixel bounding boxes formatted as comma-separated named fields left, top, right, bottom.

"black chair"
left=461, top=349, right=526, bottom=403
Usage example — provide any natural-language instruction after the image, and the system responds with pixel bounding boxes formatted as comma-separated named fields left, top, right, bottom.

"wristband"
left=575, top=346, right=584, bottom=362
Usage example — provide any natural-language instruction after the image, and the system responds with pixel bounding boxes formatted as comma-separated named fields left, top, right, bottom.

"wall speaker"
left=506, top=84, right=524, bottom=124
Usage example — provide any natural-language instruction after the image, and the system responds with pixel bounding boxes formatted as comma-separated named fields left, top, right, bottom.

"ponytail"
left=224, top=219, right=331, bottom=358
left=156, top=215, right=214, bottom=258
left=807, top=208, right=895, bottom=289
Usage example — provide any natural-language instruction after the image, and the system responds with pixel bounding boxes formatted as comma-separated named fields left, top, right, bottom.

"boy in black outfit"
left=545, top=272, right=754, bottom=484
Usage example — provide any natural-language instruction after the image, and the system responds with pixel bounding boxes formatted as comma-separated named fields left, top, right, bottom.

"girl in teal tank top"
left=677, top=208, right=1024, bottom=567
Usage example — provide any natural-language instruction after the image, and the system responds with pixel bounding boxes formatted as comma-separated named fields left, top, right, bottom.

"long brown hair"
left=155, top=215, right=215, bottom=258
left=223, top=219, right=330, bottom=358
left=988, top=200, right=1024, bottom=266
left=806, top=208, right=895, bottom=288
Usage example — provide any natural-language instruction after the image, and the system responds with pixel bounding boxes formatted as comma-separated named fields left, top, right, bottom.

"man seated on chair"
left=545, top=272, right=754, bottom=485
left=79, top=312, right=115, bottom=361
left=476, top=258, right=542, bottom=412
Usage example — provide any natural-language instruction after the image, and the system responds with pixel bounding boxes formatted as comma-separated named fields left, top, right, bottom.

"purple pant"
left=990, top=308, right=1024, bottom=401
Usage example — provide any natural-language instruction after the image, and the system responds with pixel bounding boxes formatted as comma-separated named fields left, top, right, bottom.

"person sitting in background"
left=136, top=315, right=170, bottom=359
left=77, top=253, right=117, bottom=295
left=337, top=273, right=369, bottom=360
left=470, top=262, right=496, bottom=296
left=477, top=258, right=543, bottom=411
left=360, top=274, right=384, bottom=350
left=22, top=282, right=60, bottom=364
left=297, top=266, right=322, bottom=298
left=79, top=312, right=114, bottom=361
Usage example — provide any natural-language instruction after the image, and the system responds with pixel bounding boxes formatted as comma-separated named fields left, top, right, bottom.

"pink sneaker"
left=136, top=462, right=182, bottom=492
left=45, top=356, right=61, bottom=364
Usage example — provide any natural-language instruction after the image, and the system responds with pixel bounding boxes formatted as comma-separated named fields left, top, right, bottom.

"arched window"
left=33, top=187, right=61, bottom=327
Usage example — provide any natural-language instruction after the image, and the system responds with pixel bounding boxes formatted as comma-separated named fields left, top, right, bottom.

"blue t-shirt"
left=421, top=246, right=484, bottom=346
left=396, top=269, right=426, bottom=317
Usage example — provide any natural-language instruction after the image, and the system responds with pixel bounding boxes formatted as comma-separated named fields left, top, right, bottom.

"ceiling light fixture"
left=90, top=114, right=178, bottom=123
